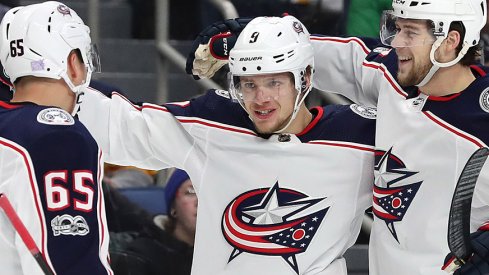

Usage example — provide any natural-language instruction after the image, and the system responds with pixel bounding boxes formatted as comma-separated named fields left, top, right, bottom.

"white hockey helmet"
left=0, top=1, right=100, bottom=92
left=229, top=15, right=314, bottom=97
left=228, top=15, right=314, bottom=132
left=380, top=0, right=487, bottom=86
left=391, top=0, right=486, bottom=47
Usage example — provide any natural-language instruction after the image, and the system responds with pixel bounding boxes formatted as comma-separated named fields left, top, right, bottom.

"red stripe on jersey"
left=179, top=118, right=257, bottom=136
left=0, top=101, right=22, bottom=109
left=310, top=36, right=370, bottom=55
left=470, top=65, right=487, bottom=77
left=427, top=93, right=461, bottom=101
left=308, top=140, right=375, bottom=152
left=297, top=107, right=323, bottom=136
left=373, top=207, right=398, bottom=220
left=479, top=222, right=489, bottom=231
left=112, top=92, right=257, bottom=136
left=111, top=92, right=143, bottom=111
left=142, top=104, right=169, bottom=112
left=363, top=62, right=408, bottom=98
left=423, top=111, right=485, bottom=148
left=96, top=150, right=113, bottom=274
left=0, top=139, right=47, bottom=256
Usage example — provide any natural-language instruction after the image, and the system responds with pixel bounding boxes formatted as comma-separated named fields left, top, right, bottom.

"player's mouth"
left=253, top=109, right=275, bottom=120
left=398, top=56, right=413, bottom=69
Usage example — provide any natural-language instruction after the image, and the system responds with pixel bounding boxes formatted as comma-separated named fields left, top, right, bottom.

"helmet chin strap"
left=273, top=85, right=312, bottom=134
left=61, top=68, right=92, bottom=116
left=416, top=37, right=470, bottom=87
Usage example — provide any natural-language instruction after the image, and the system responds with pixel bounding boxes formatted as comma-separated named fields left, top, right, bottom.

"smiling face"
left=239, top=72, right=298, bottom=134
left=392, top=18, right=435, bottom=86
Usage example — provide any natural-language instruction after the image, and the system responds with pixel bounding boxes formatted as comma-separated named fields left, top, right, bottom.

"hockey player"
left=77, top=15, right=376, bottom=275
left=0, top=2, right=112, bottom=274
left=185, top=0, right=489, bottom=274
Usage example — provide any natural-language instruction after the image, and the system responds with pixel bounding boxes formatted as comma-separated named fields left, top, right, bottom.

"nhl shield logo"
left=37, top=108, right=74, bottom=126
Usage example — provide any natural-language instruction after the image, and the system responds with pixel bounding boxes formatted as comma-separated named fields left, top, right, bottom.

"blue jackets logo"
left=221, top=182, right=329, bottom=274
left=373, top=148, right=422, bottom=242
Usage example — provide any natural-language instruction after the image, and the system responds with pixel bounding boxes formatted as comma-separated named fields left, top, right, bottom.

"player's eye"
left=242, top=82, right=256, bottom=89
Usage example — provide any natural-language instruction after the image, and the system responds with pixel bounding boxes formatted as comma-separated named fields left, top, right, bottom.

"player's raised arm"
left=185, top=17, right=383, bottom=107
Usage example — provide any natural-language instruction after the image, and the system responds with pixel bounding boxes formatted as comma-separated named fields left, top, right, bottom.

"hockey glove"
left=443, top=230, right=489, bottom=274
left=185, top=18, right=252, bottom=80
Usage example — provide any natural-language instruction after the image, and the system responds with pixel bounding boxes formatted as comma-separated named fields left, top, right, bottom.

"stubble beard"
left=397, top=57, right=433, bottom=87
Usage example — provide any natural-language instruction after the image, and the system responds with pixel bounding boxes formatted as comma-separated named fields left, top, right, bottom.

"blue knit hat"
left=164, top=169, right=190, bottom=212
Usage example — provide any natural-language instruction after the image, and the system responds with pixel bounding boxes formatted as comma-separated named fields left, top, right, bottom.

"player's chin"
left=254, top=123, right=277, bottom=134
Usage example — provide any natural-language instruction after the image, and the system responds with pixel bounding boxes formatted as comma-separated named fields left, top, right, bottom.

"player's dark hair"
left=450, top=21, right=481, bottom=66
left=73, top=49, right=84, bottom=64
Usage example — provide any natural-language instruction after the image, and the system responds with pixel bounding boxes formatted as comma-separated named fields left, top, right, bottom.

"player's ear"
left=66, top=50, right=86, bottom=85
left=440, top=30, right=462, bottom=59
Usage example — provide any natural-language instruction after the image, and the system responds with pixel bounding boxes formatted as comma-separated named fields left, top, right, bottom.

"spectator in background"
left=232, top=0, right=346, bottom=35
left=345, top=0, right=391, bottom=36
left=124, top=169, right=196, bottom=275
left=104, top=163, right=157, bottom=188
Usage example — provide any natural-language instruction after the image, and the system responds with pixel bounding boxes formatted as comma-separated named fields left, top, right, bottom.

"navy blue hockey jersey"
left=0, top=101, right=112, bottom=274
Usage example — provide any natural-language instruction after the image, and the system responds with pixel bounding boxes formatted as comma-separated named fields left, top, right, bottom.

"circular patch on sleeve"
left=37, top=108, right=75, bottom=125
left=479, top=87, right=489, bottom=113
left=215, top=89, right=231, bottom=99
left=350, top=104, right=377, bottom=119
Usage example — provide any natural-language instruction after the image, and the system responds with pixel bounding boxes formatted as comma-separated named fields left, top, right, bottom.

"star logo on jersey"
left=373, top=148, right=422, bottom=243
left=221, top=182, right=329, bottom=274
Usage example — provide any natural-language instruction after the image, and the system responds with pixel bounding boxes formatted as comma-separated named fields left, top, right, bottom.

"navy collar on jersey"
left=0, top=100, right=25, bottom=109
left=297, top=106, right=323, bottom=136
left=255, top=106, right=322, bottom=139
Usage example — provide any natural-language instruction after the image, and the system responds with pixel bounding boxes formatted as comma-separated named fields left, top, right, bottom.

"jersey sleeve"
left=21, top=127, right=111, bottom=274
left=310, top=35, right=383, bottom=107
left=78, top=87, right=196, bottom=170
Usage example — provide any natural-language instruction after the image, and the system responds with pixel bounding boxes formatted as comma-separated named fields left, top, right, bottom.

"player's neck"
left=283, top=104, right=313, bottom=134
left=419, top=64, right=475, bottom=97
left=12, top=78, right=75, bottom=113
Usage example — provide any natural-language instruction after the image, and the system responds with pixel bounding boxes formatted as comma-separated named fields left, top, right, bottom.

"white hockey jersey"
left=0, top=101, right=112, bottom=275
left=311, top=36, right=489, bottom=275
left=78, top=87, right=376, bottom=275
